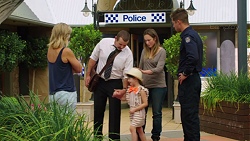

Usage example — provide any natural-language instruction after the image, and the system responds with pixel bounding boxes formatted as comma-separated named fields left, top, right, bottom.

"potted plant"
left=199, top=71, right=250, bottom=140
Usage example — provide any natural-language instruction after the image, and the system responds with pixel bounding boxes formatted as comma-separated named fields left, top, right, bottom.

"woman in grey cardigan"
left=139, top=28, right=167, bottom=141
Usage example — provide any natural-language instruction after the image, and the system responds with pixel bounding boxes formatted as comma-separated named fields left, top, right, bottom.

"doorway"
left=130, top=34, right=144, bottom=67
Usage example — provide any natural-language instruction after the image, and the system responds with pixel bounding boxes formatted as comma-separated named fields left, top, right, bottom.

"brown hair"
left=47, top=23, right=72, bottom=49
left=170, top=8, right=189, bottom=24
left=127, top=74, right=143, bottom=85
left=116, top=30, right=130, bottom=42
left=143, top=28, right=160, bottom=59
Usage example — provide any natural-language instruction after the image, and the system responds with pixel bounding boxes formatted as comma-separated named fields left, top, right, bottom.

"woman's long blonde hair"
left=143, top=28, right=160, bottom=59
left=48, top=23, right=72, bottom=49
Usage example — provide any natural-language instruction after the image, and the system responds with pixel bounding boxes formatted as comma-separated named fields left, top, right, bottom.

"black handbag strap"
left=97, top=50, right=121, bottom=76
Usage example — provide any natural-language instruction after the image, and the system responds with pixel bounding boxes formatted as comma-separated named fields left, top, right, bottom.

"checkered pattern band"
left=105, top=12, right=166, bottom=23
left=151, top=13, right=165, bottom=22
left=105, top=14, right=118, bottom=23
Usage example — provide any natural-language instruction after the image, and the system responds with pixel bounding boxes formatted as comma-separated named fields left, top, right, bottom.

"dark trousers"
left=178, top=73, right=201, bottom=141
left=94, top=78, right=123, bottom=141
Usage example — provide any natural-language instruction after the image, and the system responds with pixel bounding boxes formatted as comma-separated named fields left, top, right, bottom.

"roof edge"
left=8, top=15, right=54, bottom=27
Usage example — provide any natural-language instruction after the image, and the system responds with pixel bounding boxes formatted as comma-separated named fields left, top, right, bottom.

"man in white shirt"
left=85, top=30, right=133, bottom=140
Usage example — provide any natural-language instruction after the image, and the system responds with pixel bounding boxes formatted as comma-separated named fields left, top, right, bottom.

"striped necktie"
left=104, top=47, right=120, bottom=79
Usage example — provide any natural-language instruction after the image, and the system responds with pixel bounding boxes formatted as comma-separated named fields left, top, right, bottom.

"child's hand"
left=129, top=108, right=136, bottom=114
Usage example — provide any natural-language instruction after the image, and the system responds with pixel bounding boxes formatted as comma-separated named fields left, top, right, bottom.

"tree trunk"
left=32, top=69, right=36, bottom=92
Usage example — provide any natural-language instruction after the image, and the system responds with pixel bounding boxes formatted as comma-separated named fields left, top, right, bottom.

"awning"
left=0, top=0, right=24, bottom=24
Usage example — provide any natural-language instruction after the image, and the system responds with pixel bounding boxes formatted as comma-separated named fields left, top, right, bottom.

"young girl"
left=123, top=68, right=149, bottom=141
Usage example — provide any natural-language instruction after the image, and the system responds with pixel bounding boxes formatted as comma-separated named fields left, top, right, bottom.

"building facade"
left=0, top=0, right=249, bottom=106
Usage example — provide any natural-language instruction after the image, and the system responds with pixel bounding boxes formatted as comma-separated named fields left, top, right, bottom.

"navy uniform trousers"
left=178, top=73, right=201, bottom=141
left=94, top=78, right=123, bottom=141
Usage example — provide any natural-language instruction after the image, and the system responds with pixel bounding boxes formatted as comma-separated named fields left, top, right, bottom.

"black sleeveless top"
left=48, top=47, right=76, bottom=94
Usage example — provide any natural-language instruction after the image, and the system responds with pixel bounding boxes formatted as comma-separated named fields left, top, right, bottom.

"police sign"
left=105, top=12, right=166, bottom=24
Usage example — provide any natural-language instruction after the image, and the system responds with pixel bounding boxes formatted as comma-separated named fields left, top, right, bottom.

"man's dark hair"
left=116, top=30, right=130, bottom=42
left=170, top=8, right=189, bottom=24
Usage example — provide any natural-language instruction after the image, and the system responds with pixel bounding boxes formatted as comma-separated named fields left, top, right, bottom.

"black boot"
left=151, top=136, right=160, bottom=141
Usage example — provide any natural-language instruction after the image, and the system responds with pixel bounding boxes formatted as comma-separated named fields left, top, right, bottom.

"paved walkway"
left=120, top=130, right=237, bottom=141
left=81, top=102, right=238, bottom=141
left=102, top=106, right=237, bottom=141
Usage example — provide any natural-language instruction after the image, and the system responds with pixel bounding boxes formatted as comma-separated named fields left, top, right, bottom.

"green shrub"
left=163, top=33, right=181, bottom=78
left=163, top=33, right=207, bottom=78
left=69, top=24, right=102, bottom=64
left=0, top=30, right=26, bottom=72
left=0, top=92, right=107, bottom=141
left=23, top=37, right=48, bottom=69
left=201, top=71, right=250, bottom=112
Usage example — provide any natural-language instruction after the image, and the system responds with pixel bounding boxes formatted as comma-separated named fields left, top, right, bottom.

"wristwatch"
left=182, top=71, right=188, bottom=76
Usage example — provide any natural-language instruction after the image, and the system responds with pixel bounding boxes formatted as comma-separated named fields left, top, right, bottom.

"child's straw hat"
left=126, top=68, right=143, bottom=82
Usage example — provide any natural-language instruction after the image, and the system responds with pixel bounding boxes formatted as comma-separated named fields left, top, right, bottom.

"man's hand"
left=178, top=73, right=188, bottom=85
left=112, top=89, right=126, bottom=100
left=85, top=58, right=97, bottom=88
left=85, top=75, right=91, bottom=87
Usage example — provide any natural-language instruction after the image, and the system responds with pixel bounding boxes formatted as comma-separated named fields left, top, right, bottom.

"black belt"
left=189, top=72, right=198, bottom=76
left=100, top=77, right=122, bottom=82
left=50, top=92, right=56, bottom=95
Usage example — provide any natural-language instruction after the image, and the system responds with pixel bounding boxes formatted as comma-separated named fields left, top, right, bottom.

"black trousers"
left=178, top=73, right=201, bottom=141
left=94, top=78, right=123, bottom=141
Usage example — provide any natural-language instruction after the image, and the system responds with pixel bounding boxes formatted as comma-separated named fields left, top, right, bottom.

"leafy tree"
left=22, top=37, right=49, bottom=91
left=69, top=24, right=102, bottom=64
left=163, top=33, right=207, bottom=78
left=23, top=37, right=48, bottom=69
left=69, top=24, right=101, bottom=99
left=0, top=30, right=26, bottom=72
left=163, top=33, right=181, bottom=78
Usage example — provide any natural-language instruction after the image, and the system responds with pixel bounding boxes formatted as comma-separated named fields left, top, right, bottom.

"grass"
left=0, top=92, right=107, bottom=141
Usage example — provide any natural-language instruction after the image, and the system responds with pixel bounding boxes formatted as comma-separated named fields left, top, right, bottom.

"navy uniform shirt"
left=178, top=26, right=203, bottom=75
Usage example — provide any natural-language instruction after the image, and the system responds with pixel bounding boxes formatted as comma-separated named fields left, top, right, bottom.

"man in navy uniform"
left=170, top=8, right=203, bottom=141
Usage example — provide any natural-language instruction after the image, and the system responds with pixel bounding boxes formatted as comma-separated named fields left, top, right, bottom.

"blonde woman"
left=47, top=23, right=82, bottom=111
left=139, top=28, right=167, bottom=141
